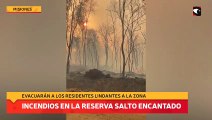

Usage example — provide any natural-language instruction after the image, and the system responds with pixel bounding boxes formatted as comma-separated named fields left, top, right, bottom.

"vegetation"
left=66, top=0, right=146, bottom=77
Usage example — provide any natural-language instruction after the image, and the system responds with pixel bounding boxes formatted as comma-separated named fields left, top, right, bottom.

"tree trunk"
left=66, top=46, right=71, bottom=74
left=120, top=0, right=126, bottom=77
left=121, top=18, right=126, bottom=77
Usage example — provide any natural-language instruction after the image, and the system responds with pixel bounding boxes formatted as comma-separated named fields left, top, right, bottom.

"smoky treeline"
left=66, top=0, right=146, bottom=77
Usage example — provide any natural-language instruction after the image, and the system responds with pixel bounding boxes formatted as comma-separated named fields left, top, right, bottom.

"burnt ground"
left=67, top=69, right=146, bottom=92
left=66, top=69, right=146, bottom=120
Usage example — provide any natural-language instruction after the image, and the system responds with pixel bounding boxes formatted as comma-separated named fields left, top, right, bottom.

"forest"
left=66, top=0, right=146, bottom=78
left=66, top=1, right=146, bottom=119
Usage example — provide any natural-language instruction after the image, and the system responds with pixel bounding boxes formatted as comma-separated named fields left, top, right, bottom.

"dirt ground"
left=67, top=114, right=146, bottom=120
left=66, top=69, right=146, bottom=120
left=67, top=71, right=146, bottom=92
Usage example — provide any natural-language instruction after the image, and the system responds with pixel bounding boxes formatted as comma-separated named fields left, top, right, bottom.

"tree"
left=66, top=0, right=79, bottom=74
left=107, top=1, right=119, bottom=72
left=87, top=29, right=99, bottom=68
left=98, top=23, right=112, bottom=67
left=118, top=0, right=127, bottom=77
left=108, top=0, right=146, bottom=76
left=126, top=0, right=145, bottom=72
left=75, top=0, right=95, bottom=67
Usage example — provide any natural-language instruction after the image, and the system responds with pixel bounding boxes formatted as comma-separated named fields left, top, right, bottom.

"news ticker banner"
left=7, top=92, right=188, bottom=114
left=6, top=6, right=42, bottom=13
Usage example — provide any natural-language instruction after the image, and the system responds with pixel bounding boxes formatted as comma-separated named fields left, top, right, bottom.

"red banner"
left=7, top=100, right=188, bottom=114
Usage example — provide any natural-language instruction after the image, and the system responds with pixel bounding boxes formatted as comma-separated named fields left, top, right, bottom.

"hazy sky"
left=88, top=0, right=109, bottom=29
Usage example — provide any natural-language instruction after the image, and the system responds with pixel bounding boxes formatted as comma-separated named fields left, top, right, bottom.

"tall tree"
left=66, top=0, right=78, bottom=74
left=98, top=23, right=112, bottom=67
left=118, top=0, right=127, bottom=77
left=108, top=0, right=146, bottom=76
left=108, top=1, right=119, bottom=72
left=76, top=0, right=95, bottom=67
left=87, top=29, right=99, bottom=68
left=126, top=0, right=145, bottom=72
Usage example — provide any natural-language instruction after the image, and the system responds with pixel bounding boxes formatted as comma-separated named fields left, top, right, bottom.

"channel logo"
left=193, top=6, right=201, bottom=16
